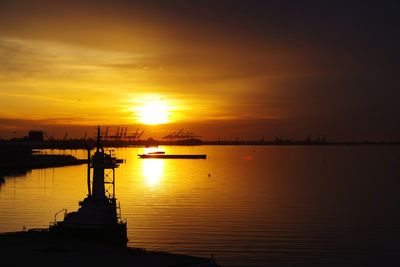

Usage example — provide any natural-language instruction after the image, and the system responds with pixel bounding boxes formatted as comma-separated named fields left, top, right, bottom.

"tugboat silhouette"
left=49, top=126, right=128, bottom=246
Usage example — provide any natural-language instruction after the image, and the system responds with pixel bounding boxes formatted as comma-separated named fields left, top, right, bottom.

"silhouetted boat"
left=48, top=127, right=128, bottom=246
left=147, top=151, right=166, bottom=155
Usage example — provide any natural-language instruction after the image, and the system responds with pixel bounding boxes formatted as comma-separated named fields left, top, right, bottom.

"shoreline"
left=0, top=154, right=87, bottom=179
left=2, top=139, right=400, bottom=151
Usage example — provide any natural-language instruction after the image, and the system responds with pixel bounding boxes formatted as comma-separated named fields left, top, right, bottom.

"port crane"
left=163, top=129, right=183, bottom=140
left=62, top=132, right=68, bottom=141
left=127, top=128, right=145, bottom=140
left=104, top=126, right=144, bottom=140
left=108, top=127, right=122, bottom=140
left=43, top=131, right=53, bottom=141
left=104, top=126, right=109, bottom=138
left=163, top=129, right=201, bottom=140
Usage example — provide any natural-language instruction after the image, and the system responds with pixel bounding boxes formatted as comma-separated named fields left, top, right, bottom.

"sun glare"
left=135, top=99, right=171, bottom=125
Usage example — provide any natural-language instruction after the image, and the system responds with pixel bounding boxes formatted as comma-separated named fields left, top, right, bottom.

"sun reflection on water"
left=142, top=159, right=164, bottom=188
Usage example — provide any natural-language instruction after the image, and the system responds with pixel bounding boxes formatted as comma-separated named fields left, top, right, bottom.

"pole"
left=87, top=146, right=91, bottom=196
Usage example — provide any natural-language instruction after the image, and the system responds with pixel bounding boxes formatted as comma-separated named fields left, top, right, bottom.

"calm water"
left=1, top=146, right=400, bottom=266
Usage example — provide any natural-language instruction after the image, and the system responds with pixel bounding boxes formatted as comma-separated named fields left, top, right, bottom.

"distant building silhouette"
left=28, top=131, right=44, bottom=142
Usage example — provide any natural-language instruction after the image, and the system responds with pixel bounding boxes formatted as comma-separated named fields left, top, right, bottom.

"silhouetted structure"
left=28, top=131, right=44, bottom=142
left=49, top=126, right=127, bottom=246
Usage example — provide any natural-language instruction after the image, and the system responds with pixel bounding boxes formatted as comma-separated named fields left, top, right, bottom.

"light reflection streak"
left=142, top=159, right=164, bottom=188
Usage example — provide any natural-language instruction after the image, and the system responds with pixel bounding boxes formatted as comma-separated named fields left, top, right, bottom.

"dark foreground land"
left=0, top=231, right=218, bottom=267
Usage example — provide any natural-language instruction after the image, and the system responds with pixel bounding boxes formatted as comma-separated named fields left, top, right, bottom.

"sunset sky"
left=1, top=0, right=400, bottom=140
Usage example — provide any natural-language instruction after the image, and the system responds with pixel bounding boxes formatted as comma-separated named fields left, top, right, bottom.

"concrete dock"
left=0, top=231, right=219, bottom=267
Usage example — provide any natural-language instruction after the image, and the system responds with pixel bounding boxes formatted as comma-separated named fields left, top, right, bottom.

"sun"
left=136, top=100, right=171, bottom=125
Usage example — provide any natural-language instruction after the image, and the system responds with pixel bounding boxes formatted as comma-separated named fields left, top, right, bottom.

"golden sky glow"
left=0, top=36, right=252, bottom=127
left=0, top=1, right=399, bottom=140
left=0, top=1, right=300, bottom=139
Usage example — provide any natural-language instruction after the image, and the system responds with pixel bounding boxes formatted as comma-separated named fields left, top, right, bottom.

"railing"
left=116, top=201, right=123, bottom=222
left=53, top=208, right=67, bottom=224
left=28, top=228, right=49, bottom=232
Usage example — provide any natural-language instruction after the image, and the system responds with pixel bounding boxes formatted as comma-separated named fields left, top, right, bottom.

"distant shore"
left=1, top=139, right=398, bottom=178
left=0, top=145, right=87, bottom=179
left=0, top=154, right=87, bottom=170
left=1, top=139, right=400, bottom=150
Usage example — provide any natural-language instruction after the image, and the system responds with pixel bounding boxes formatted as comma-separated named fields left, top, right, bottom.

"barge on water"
left=138, top=153, right=207, bottom=159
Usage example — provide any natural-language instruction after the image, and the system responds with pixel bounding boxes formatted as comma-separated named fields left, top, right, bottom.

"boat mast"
left=92, top=126, right=106, bottom=199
